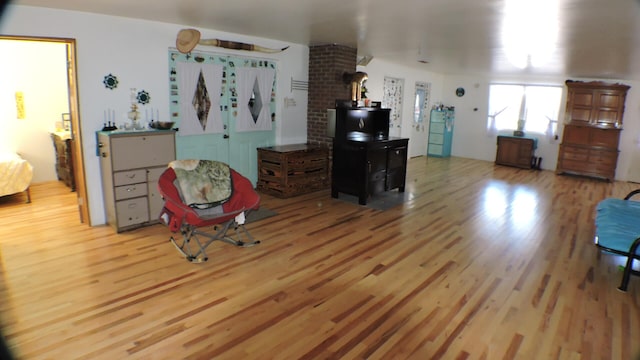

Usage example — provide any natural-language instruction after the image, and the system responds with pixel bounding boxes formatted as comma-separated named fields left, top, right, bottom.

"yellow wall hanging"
left=15, top=91, right=25, bottom=119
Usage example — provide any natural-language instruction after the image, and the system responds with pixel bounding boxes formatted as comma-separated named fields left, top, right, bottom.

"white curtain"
left=176, top=61, right=223, bottom=136
left=257, top=67, right=275, bottom=130
left=545, top=118, right=558, bottom=143
left=236, top=67, right=275, bottom=132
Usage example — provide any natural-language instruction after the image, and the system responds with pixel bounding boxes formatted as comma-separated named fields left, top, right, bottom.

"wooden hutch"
left=331, top=105, right=409, bottom=205
left=556, top=80, right=630, bottom=181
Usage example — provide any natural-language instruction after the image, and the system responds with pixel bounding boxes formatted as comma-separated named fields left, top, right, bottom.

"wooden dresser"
left=257, top=144, right=329, bottom=198
left=556, top=80, right=630, bottom=181
left=97, top=130, right=176, bottom=232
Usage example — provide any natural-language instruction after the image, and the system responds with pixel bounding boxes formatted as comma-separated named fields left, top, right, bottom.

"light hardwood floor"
left=0, top=156, right=638, bottom=359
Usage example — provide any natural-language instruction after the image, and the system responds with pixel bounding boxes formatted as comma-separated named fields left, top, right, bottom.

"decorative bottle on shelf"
left=128, top=88, right=141, bottom=129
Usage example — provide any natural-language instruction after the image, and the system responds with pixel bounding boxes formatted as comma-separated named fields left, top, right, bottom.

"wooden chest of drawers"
left=556, top=124, right=620, bottom=181
left=257, top=144, right=329, bottom=198
left=557, top=143, right=618, bottom=180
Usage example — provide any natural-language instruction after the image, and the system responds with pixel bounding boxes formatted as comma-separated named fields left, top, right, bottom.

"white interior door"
left=409, top=82, right=431, bottom=157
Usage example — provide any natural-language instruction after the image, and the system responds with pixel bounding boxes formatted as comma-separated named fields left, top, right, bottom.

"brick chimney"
left=307, top=44, right=357, bottom=148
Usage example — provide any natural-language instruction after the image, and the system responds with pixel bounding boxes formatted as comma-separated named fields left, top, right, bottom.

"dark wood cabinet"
left=51, top=132, right=75, bottom=191
left=556, top=80, right=629, bottom=181
left=332, top=138, right=408, bottom=205
left=331, top=106, right=409, bottom=205
left=495, top=135, right=536, bottom=169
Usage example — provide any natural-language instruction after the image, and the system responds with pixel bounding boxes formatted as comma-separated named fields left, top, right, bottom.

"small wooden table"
left=257, top=144, right=329, bottom=198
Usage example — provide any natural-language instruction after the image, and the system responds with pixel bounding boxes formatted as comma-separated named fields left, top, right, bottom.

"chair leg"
left=222, top=222, right=260, bottom=247
left=170, top=227, right=200, bottom=261
left=618, top=237, right=640, bottom=292
left=170, top=218, right=260, bottom=263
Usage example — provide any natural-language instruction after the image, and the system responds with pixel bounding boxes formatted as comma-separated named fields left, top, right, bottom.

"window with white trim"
left=487, top=84, right=562, bottom=139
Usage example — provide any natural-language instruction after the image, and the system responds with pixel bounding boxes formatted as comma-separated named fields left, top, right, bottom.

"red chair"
left=157, top=163, right=260, bottom=263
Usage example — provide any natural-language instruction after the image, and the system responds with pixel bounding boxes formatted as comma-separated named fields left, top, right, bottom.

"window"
left=487, top=84, right=562, bottom=138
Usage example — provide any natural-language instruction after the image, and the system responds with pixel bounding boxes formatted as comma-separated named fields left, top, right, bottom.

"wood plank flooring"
left=0, top=156, right=638, bottom=359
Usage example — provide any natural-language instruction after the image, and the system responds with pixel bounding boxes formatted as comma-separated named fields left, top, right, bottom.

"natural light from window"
left=487, top=84, right=562, bottom=137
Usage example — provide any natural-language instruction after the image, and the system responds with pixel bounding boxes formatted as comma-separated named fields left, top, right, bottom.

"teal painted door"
left=169, top=51, right=276, bottom=186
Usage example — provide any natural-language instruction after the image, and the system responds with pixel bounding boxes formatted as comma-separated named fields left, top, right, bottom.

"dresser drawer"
left=430, top=122, right=445, bottom=134
left=428, top=143, right=443, bottom=155
left=111, top=133, right=175, bottom=171
left=590, top=128, right=620, bottom=148
left=116, top=198, right=149, bottom=227
left=561, top=159, right=590, bottom=172
left=590, top=151, right=617, bottom=166
left=115, top=183, right=148, bottom=200
left=561, top=147, right=589, bottom=161
left=429, top=133, right=444, bottom=145
left=114, top=169, right=147, bottom=186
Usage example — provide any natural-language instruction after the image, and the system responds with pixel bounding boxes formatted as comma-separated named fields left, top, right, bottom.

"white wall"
left=0, top=40, right=68, bottom=182
left=441, top=74, right=640, bottom=181
left=357, top=61, right=640, bottom=181
left=1, top=5, right=309, bottom=226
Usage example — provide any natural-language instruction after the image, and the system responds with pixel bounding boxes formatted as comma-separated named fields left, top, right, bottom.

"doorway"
left=0, top=36, right=89, bottom=223
left=410, top=81, right=431, bottom=157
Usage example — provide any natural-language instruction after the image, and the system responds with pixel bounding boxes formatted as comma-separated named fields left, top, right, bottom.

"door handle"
left=223, top=134, right=230, bottom=139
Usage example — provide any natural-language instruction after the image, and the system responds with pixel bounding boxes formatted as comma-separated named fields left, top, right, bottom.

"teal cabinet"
left=427, top=108, right=454, bottom=157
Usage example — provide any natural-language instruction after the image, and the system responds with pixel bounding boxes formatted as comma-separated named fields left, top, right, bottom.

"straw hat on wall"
left=176, top=29, right=201, bottom=53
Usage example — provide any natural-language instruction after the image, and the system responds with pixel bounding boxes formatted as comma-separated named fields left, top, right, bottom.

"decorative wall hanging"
left=137, top=90, right=150, bottom=104
left=176, top=29, right=289, bottom=54
left=103, top=74, right=118, bottom=90
left=382, top=76, right=404, bottom=132
left=15, top=91, right=25, bottom=119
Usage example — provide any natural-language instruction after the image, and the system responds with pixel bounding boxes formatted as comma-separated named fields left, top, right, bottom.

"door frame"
left=0, top=35, right=90, bottom=224
left=410, top=81, right=431, bottom=157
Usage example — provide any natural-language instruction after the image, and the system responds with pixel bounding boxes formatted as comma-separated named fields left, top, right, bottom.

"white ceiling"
left=13, top=0, right=640, bottom=80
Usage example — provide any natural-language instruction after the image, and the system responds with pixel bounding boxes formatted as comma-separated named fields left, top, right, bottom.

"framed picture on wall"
left=382, top=76, right=404, bottom=135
